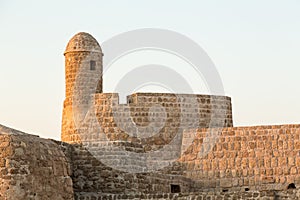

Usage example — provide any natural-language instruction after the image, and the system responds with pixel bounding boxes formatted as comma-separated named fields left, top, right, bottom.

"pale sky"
left=0, top=0, right=299, bottom=140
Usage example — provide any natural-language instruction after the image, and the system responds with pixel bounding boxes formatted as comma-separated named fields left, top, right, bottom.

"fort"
left=1, top=32, right=300, bottom=199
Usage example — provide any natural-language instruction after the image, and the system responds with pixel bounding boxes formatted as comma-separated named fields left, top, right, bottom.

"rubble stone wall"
left=61, top=92, right=233, bottom=196
left=69, top=144, right=192, bottom=197
left=62, top=92, right=233, bottom=147
left=180, top=124, right=300, bottom=192
left=0, top=125, right=74, bottom=200
left=67, top=124, right=300, bottom=198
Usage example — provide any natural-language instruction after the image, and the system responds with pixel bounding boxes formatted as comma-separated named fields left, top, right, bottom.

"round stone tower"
left=61, top=32, right=103, bottom=143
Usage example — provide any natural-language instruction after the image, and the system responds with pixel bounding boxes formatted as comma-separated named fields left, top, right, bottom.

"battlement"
left=62, top=92, right=233, bottom=145
left=95, top=92, right=231, bottom=104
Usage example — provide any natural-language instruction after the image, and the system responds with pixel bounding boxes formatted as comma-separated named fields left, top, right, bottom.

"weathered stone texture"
left=63, top=92, right=233, bottom=146
left=3, top=32, right=300, bottom=199
left=0, top=125, right=74, bottom=200
left=180, top=124, right=300, bottom=192
left=62, top=32, right=103, bottom=143
left=95, top=93, right=232, bottom=149
left=69, top=143, right=192, bottom=196
left=61, top=33, right=233, bottom=145
left=61, top=91, right=233, bottom=197
left=58, top=32, right=300, bottom=199
left=64, top=124, right=300, bottom=198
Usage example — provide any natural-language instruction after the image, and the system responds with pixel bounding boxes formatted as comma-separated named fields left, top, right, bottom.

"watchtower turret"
left=61, top=32, right=103, bottom=143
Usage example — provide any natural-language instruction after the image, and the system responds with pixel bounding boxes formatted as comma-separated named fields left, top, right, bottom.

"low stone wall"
left=181, top=124, right=300, bottom=192
left=69, top=143, right=192, bottom=196
left=0, top=125, right=74, bottom=200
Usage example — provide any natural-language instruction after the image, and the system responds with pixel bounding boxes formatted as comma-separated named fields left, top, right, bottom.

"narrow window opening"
left=90, top=60, right=96, bottom=70
left=222, top=189, right=228, bottom=193
left=127, top=97, right=133, bottom=104
left=170, top=184, right=180, bottom=193
left=245, top=188, right=250, bottom=191
left=287, top=183, right=296, bottom=189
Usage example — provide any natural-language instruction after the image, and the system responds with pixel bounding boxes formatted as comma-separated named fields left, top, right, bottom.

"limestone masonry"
left=1, top=32, right=300, bottom=199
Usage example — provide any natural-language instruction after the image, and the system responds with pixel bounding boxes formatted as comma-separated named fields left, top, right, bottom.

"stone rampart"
left=0, top=125, right=74, bottom=200
left=62, top=92, right=233, bottom=147
left=180, top=124, right=300, bottom=192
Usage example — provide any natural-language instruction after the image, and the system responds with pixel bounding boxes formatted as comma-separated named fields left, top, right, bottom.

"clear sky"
left=0, top=0, right=299, bottom=140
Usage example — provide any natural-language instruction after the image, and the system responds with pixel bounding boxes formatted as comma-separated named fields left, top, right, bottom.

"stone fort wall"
left=61, top=32, right=233, bottom=147
left=2, top=32, right=300, bottom=199
left=57, top=32, right=300, bottom=199
left=62, top=92, right=233, bottom=145
left=2, top=124, right=300, bottom=199
left=0, top=125, right=74, bottom=200
left=180, top=124, right=300, bottom=192
left=64, top=124, right=300, bottom=198
left=61, top=92, right=233, bottom=197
